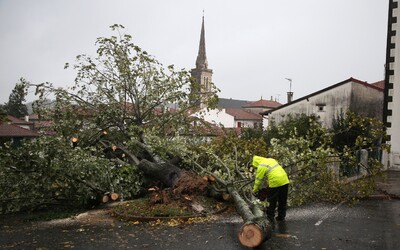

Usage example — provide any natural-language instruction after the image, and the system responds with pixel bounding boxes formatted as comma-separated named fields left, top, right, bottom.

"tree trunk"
left=227, top=186, right=272, bottom=247
left=136, top=153, right=271, bottom=247
left=110, top=193, right=119, bottom=201
left=138, top=159, right=185, bottom=188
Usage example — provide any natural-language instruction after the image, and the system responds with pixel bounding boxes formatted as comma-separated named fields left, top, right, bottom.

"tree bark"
left=138, top=159, right=185, bottom=188
left=227, top=186, right=272, bottom=247
left=115, top=143, right=271, bottom=247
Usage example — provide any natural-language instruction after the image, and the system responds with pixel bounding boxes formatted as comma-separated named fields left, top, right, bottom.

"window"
left=316, top=104, right=326, bottom=112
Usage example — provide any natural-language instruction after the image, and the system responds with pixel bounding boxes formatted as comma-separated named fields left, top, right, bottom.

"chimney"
left=25, top=115, right=29, bottom=122
left=287, top=92, right=293, bottom=103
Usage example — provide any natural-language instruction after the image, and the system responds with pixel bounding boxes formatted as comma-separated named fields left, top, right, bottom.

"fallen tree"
left=191, top=149, right=272, bottom=247
left=29, top=24, right=383, bottom=247
left=100, top=136, right=272, bottom=247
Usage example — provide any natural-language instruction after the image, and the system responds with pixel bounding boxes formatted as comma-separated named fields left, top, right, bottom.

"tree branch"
left=211, top=153, right=232, bottom=181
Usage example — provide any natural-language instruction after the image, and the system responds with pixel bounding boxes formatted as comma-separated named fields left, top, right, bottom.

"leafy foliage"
left=0, top=106, right=7, bottom=123
left=1, top=24, right=221, bottom=213
left=35, top=24, right=218, bottom=143
left=0, top=24, right=387, bottom=215
left=0, top=136, right=142, bottom=214
left=191, top=113, right=386, bottom=207
left=332, top=111, right=385, bottom=151
left=3, top=78, right=29, bottom=118
left=331, top=111, right=386, bottom=177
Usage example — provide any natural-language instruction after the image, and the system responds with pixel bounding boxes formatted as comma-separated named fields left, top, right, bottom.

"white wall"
left=385, top=2, right=400, bottom=169
left=192, top=108, right=235, bottom=128
left=236, top=119, right=257, bottom=128
left=269, top=83, right=353, bottom=128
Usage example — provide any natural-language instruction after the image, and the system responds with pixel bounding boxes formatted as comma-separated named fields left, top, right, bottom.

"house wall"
left=236, top=119, right=260, bottom=128
left=192, top=108, right=235, bottom=128
left=268, top=81, right=383, bottom=129
left=269, top=83, right=353, bottom=128
left=350, top=82, right=384, bottom=121
left=244, top=107, right=263, bottom=114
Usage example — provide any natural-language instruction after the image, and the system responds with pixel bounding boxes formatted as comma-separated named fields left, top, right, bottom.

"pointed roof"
left=195, top=15, right=208, bottom=69
left=6, top=115, right=32, bottom=125
left=225, top=108, right=262, bottom=120
left=0, top=123, right=39, bottom=137
left=261, top=77, right=383, bottom=115
left=371, top=80, right=384, bottom=89
left=244, top=99, right=282, bottom=109
left=218, top=98, right=252, bottom=109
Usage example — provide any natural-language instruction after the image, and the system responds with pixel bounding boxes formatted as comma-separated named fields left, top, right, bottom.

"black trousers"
left=266, top=184, right=289, bottom=221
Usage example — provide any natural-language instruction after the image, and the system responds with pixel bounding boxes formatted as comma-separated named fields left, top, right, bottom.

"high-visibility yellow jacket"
left=252, top=155, right=289, bottom=192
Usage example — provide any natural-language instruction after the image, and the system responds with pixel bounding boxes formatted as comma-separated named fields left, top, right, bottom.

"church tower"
left=191, top=15, right=213, bottom=109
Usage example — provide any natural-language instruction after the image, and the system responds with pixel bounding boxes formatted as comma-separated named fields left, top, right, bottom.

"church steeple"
left=196, top=15, right=208, bottom=69
left=191, top=14, right=213, bottom=109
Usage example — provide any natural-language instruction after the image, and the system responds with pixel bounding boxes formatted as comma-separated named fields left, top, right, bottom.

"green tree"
left=331, top=111, right=386, bottom=177
left=4, top=78, right=29, bottom=118
left=35, top=24, right=218, bottom=144
left=0, top=106, right=7, bottom=123
left=1, top=24, right=219, bottom=213
left=264, top=114, right=326, bottom=149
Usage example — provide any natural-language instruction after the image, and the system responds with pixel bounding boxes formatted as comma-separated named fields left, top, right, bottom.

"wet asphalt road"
left=1, top=199, right=399, bottom=249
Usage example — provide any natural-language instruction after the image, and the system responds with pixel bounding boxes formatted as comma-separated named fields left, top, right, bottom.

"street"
left=1, top=199, right=399, bottom=249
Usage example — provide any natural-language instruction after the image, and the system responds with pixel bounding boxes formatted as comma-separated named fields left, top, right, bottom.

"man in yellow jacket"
left=252, top=155, right=289, bottom=223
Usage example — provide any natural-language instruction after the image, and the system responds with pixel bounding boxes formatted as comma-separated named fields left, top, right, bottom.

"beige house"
left=262, top=78, right=384, bottom=129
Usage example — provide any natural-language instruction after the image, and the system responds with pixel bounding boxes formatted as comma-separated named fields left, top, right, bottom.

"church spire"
left=195, top=14, right=208, bottom=69
left=191, top=13, right=213, bottom=109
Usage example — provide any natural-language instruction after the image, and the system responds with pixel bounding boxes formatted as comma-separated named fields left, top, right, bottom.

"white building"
left=262, top=78, right=384, bottom=129
left=383, top=0, right=400, bottom=169
left=191, top=107, right=262, bottom=129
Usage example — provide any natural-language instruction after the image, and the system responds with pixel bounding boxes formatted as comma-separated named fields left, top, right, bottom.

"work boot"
left=267, top=216, right=276, bottom=225
left=277, top=220, right=287, bottom=233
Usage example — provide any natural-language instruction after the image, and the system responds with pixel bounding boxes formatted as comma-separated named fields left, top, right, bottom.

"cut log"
left=110, top=193, right=119, bottom=201
left=227, top=187, right=272, bottom=247
left=238, top=223, right=265, bottom=248
left=101, top=195, right=109, bottom=203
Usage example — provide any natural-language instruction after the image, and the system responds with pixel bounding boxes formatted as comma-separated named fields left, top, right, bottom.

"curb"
left=363, top=194, right=391, bottom=200
left=377, top=188, right=400, bottom=200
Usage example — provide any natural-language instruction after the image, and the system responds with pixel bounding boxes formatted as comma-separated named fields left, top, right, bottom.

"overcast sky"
left=0, top=0, right=389, bottom=105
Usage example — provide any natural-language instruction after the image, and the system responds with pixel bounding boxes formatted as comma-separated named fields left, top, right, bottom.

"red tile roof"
left=243, top=99, right=282, bottom=108
left=6, top=115, right=33, bottom=125
left=371, top=80, right=384, bottom=89
left=226, top=108, right=262, bottom=120
left=0, top=123, right=39, bottom=137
